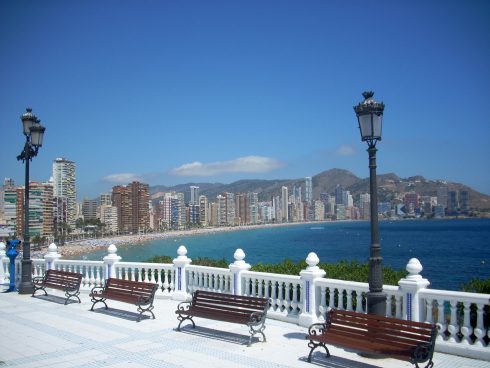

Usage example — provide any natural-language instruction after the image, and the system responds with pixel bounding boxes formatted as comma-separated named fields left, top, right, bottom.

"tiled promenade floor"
left=0, top=290, right=489, bottom=368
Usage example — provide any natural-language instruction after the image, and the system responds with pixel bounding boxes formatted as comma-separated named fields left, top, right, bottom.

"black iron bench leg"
left=31, top=286, right=48, bottom=297
left=176, top=314, right=195, bottom=331
left=307, top=340, right=330, bottom=363
left=136, top=304, right=155, bottom=322
left=248, top=323, right=266, bottom=346
left=64, top=290, right=81, bottom=305
left=90, top=297, right=108, bottom=311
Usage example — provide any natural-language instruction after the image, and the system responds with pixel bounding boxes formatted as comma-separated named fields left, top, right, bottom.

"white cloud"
left=170, top=156, right=284, bottom=177
left=335, top=145, right=357, bottom=156
left=103, top=172, right=143, bottom=183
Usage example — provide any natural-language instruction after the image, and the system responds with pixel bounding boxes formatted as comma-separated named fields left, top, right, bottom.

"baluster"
left=220, top=273, right=226, bottom=292
left=162, top=270, right=169, bottom=294
left=169, top=269, right=175, bottom=292
left=291, top=282, right=298, bottom=315
left=473, top=303, right=486, bottom=347
left=460, top=301, right=473, bottom=345
left=264, top=279, right=270, bottom=299
left=89, top=266, right=95, bottom=288
left=346, top=289, right=353, bottom=311
left=395, top=295, right=402, bottom=319
left=447, top=300, right=459, bottom=343
left=436, top=299, right=446, bottom=343
left=318, top=286, right=326, bottom=317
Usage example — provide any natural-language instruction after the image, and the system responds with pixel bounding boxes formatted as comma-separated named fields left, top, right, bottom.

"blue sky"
left=1, top=0, right=489, bottom=199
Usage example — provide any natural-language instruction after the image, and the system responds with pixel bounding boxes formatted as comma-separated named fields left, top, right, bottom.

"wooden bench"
left=306, top=309, right=437, bottom=368
left=89, top=278, right=158, bottom=322
left=175, top=290, right=270, bottom=346
left=32, top=269, right=83, bottom=305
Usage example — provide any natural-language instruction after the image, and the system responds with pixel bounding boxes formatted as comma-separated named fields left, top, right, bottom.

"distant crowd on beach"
left=34, top=222, right=312, bottom=259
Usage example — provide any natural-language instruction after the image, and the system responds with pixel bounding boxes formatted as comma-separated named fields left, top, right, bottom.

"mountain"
left=149, top=169, right=490, bottom=211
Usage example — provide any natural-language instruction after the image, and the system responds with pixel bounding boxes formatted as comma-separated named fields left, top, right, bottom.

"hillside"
left=149, top=169, right=490, bottom=211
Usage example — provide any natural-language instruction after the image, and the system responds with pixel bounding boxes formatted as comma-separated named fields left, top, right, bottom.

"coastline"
left=36, top=221, right=322, bottom=259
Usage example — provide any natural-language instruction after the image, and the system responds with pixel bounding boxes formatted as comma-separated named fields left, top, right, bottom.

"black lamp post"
left=354, top=91, right=386, bottom=316
left=16, top=108, right=46, bottom=294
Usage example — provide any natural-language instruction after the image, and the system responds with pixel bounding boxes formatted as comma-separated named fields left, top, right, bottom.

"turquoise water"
left=84, top=218, right=490, bottom=291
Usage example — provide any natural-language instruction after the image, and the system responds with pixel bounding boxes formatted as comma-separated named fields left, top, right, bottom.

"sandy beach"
left=35, top=222, right=319, bottom=259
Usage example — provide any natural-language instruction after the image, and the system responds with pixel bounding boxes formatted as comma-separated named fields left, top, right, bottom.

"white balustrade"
left=9, top=243, right=489, bottom=361
left=186, top=265, right=231, bottom=294
left=241, top=270, right=302, bottom=323
left=55, top=259, right=105, bottom=290
left=420, top=288, right=490, bottom=359
left=115, top=261, right=175, bottom=298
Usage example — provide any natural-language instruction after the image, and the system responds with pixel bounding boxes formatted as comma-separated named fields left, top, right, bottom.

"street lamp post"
left=353, top=91, right=386, bottom=316
left=16, top=108, right=46, bottom=294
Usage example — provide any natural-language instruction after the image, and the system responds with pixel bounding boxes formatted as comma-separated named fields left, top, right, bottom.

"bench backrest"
left=44, top=269, right=83, bottom=291
left=326, top=309, right=436, bottom=350
left=105, top=278, right=158, bottom=300
left=192, top=290, right=269, bottom=317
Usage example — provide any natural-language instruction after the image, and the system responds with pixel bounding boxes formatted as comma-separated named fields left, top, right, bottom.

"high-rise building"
left=128, top=181, right=150, bottom=233
left=82, top=199, right=98, bottom=221
left=447, top=191, right=459, bottom=214
left=459, top=190, right=469, bottom=212
left=281, top=186, right=289, bottom=222
left=404, top=192, right=420, bottom=214
left=53, top=158, right=76, bottom=227
left=437, top=186, right=448, bottom=210
left=314, top=200, right=324, bottom=221
left=190, top=186, right=199, bottom=205
left=216, top=195, right=227, bottom=226
left=199, top=195, right=208, bottom=226
left=335, top=185, right=344, bottom=205
left=99, top=193, right=112, bottom=206
left=248, top=192, right=259, bottom=225
left=235, top=193, right=248, bottom=225
left=112, top=185, right=132, bottom=234
left=305, top=177, right=313, bottom=203
left=15, top=181, right=53, bottom=238
left=2, top=179, right=17, bottom=231
left=99, top=204, right=118, bottom=234
left=225, top=192, right=235, bottom=225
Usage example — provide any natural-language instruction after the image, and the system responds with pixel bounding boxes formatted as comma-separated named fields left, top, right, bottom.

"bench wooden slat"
left=89, top=278, right=158, bottom=322
left=306, top=309, right=436, bottom=367
left=175, top=290, right=270, bottom=346
left=32, top=269, right=83, bottom=305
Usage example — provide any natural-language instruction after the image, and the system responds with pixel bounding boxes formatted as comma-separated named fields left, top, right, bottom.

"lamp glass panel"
left=358, top=114, right=373, bottom=139
left=22, top=118, right=36, bottom=136
left=30, top=125, right=45, bottom=147
left=372, top=114, right=382, bottom=139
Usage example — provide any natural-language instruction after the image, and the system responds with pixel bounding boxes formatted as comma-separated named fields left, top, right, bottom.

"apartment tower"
left=53, top=158, right=76, bottom=227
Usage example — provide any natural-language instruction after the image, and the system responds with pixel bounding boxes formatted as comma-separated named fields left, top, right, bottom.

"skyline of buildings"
left=0, top=156, right=476, bottom=241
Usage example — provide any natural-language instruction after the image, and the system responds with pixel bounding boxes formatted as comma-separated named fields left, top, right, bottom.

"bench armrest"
left=249, top=311, right=265, bottom=324
left=90, top=286, right=105, bottom=296
left=176, top=301, right=192, bottom=312
left=32, top=276, right=45, bottom=285
left=307, top=322, right=327, bottom=337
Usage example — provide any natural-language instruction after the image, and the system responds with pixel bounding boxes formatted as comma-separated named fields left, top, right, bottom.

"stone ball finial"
left=48, top=243, right=58, bottom=254
left=406, top=258, right=423, bottom=279
left=107, top=244, right=117, bottom=255
left=306, top=252, right=320, bottom=269
left=177, top=245, right=187, bottom=257
left=234, top=248, right=245, bottom=262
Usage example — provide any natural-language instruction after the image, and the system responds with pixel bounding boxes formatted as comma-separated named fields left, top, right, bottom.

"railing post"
left=103, top=244, right=121, bottom=279
left=299, top=252, right=326, bottom=327
left=44, top=243, right=61, bottom=271
left=0, top=242, right=6, bottom=285
left=229, top=248, right=251, bottom=296
left=172, top=245, right=192, bottom=301
left=398, top=258, right=430, bottom=322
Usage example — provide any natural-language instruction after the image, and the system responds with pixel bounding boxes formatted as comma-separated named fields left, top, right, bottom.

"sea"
left=83, top=218, right=490, bottom=292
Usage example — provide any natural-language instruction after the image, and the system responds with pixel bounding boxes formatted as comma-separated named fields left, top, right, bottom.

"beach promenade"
left=1, top=289, right=489, bottom=368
